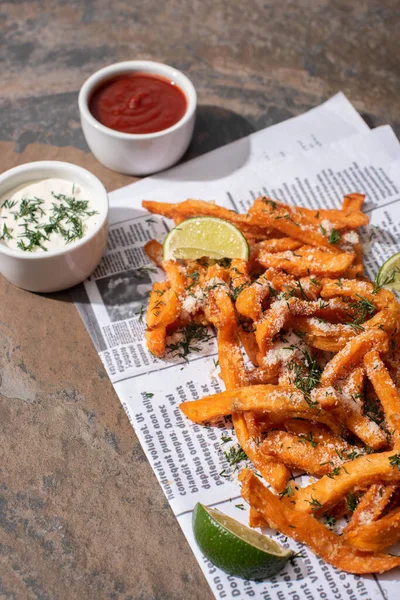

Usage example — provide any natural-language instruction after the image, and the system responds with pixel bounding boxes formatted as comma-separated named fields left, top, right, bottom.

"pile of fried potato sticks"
left=143, top=194, right=400, bottom=574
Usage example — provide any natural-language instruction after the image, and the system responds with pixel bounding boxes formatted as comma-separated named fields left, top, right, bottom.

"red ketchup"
left=89, top=72, right=187, bottom=135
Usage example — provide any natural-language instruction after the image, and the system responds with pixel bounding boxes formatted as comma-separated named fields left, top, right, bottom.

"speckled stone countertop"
left=1, top=1, right=400, bottom=598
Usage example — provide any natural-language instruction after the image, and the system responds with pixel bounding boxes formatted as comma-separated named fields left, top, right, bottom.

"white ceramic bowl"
left=0, top=161, right=108, bottom=293
left=78, top=60, right=197, bottom=176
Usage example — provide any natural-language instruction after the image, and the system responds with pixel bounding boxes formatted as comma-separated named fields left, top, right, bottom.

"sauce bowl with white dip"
left=0, top=161, right=108, bottom=292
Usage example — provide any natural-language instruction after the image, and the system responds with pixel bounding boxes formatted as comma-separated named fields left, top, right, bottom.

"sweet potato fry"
left=217, top=328, right=248, bottom=390
left=255, top=300, right=291, bottom=358
left=180, top=385, right=342, bottom=434
left=344, top=483, right=397, bottom=534
left=248, top=198, right=339, bottom=250
left=232, top=413, right=290, bottom=492
left=320, top=278, right=395, bottom=311
left=146, top=283, right=180, bottom=330
left=144, top=239, right=164, bottom=268
left=142, top=199, right=270, bottom=237
left=237, top=326, right=259, bottom=365
left=249, top=506, right=269, bottom=529
left=254, top=238, right=303, bottom=253
left=145, top=327, right=166, bottom=357
left=320, top=329, right=388, bottom=387
left=257, top=247, right=355, bottom=278
left=240, top=469, right=400, bottom=574
left=235, top=276, right=270, bottom=321
left=163, top=260, right=186, bottom=295
left=298, top=209, right=368, bottom=229
left=344, top=507, right=400, bottom=552
left=364, top=349, right=400, bottom=447
left=259, top=430, right=358, bottom=476
left=342, top=193, right=365, bottom=212
left=293, top=451, right=400, bottom=514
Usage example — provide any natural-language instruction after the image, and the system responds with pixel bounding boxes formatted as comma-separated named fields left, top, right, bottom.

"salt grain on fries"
left=143, top=192, right=400, bottom=574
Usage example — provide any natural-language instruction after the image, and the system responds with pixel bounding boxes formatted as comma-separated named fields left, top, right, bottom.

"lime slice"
left=163, top=217, right=249, bottom=261
left=376, top=252, right=400, bottom=291
left=192, top=503, right=293, bottom=581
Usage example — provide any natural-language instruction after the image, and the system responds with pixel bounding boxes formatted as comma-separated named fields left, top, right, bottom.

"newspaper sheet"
left=73, top=94, right=400, bottom=600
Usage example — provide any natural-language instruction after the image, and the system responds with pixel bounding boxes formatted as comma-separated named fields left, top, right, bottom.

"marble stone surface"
left=1, top=0, right=400, bottom=598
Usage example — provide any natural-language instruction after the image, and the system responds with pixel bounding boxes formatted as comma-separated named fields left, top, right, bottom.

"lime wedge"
left=163, top=217, right=249, bottom=261
left=192, top=503, right=293, bottom=581
left=376, top=252, right=400, bottom=291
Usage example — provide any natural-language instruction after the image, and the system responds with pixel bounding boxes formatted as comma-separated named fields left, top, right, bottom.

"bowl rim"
left=0, top=160, right=109, bottom=260
left=78, top=60, right=197, bottom=141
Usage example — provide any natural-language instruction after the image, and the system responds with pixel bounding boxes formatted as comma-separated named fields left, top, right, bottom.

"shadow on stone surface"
left=185, top=104, right=255, bottom=161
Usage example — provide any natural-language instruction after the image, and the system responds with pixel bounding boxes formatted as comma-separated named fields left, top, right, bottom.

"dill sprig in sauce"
left=0, top=181, right=98, bottom=252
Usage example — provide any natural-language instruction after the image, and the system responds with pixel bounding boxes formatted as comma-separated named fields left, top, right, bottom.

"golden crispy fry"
left=320, top=278, right=395, bottom=311
left=295, top=206, right=369, bottom=229
left=233, top=413, right=290, bottom=492
left=343, top=263, right=364, bottom=279
left=365, top=349, right=400, bottom=447
left=142, top=199, right=271, bottom=237
left=255, top=301, right=291, bottom=358
left=254, top=238, right=303, bottom=253
left=163, top=260, right=186, bottom=295
left=240, top=469, right=400, bottom=574
left=247, top=364, right=281, bottom=385
left=344, top=483, right=397, bottom=534
left=249, top=506, right=269, bottom=528
left=257, top=246, right=355, bottom=278
left=248, top=197, right=340, bottom=250
left=144, top=239, right=164, bottom=268
left=180, top=385, right=342, bottom=434
left=217, top=328, right=248, bottom=390
left=293, top=451, right=400, bottom=514
left=342, top=193, right=365, bottom=212
left=320, top=329, right=388, bottom=388
left=145, top=327, right=166, bottom=357
left=259, top=430, right=358, bottom=476
left=237, top=326, right=259, bottom=365
left=146, top=282, right=181, bottom=330
left=235, top=276, right=270, bottom=321
left=344, top=507, right=400, bottom=552
left=314, top=367, right=388, bottom=448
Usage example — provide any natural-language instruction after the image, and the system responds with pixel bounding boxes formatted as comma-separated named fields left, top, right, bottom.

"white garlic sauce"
left=0, top=178, right=100, bottom=252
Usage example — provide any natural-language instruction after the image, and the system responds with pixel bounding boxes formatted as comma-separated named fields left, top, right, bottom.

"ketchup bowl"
left=79, top=60, right=197, bottom=176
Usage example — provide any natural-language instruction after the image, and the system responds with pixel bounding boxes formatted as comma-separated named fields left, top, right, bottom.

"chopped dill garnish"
left=324, top=513, right=336, bottom=527
left=279, top=484, right=294, bottom=499
left=298, top=431, right=318, bottom=448
left=347, top=491, right=362, bottom=513
left=0, top=223, right=13, bottom=241
left=389, top=453, right=400, bottom=470
left=347, top=294, right=375, bottom=328
left=136, top=305, right=145, bottom=323
left=166, top=324, right=213, bottom=361
left=285, top=345, right=321, bottom=405
left=231, top=281, right=248, bottom=301
left=223, top=445, right=247, bottom=471
left=1, top=199, right=17, bottom=209
left=3, top=189, right=99, bottom=251
left=262, top=198, right=277, bottom=211
left=306, top=496, right=322, bottom=511
left=328, top=228, right=341, bottom=244
left=326, top=467, right=342, bottom=479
